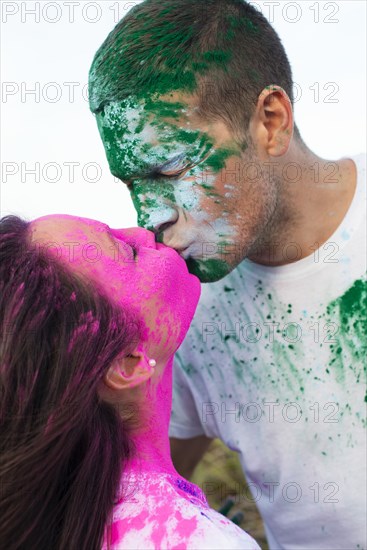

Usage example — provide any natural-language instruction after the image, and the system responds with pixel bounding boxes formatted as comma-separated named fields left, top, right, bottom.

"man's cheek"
left=130, top=194, right=146, bottom=228
left=129, top=194, right=168, bottom=232
left=101, top=137, right=123, bottom=177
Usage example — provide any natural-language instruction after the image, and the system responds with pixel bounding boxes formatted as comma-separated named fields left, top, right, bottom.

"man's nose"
left=154, top=219, right=178, bottom=237
left=138, top=204, right=179, bottom=236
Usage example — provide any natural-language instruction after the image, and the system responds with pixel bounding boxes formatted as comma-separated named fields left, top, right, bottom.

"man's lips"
left=173, top=246, right=194, bottom=260
left=155, top=241, right=191, bottom=257
left=176, top=246, right=190, bottom=257
left=155, top=242, right=188, bottom=254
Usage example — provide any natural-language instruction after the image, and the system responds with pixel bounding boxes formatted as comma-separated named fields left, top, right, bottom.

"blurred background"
left=191, top=439, right=269, bottom=548
left=1, top=2, right=366, bottom=547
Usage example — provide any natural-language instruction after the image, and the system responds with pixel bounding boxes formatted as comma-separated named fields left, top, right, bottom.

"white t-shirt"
left=101, top=465, right=261, bottom=549
left=169, top=154, right=367, bottom=550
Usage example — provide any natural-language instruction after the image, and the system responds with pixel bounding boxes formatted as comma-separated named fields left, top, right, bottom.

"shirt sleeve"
left=169, top=351, right=207, bottom=439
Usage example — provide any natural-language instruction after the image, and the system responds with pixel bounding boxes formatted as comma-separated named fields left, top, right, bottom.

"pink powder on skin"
left=104, top=467, right=260, bottom=549
left=29, top=215, right=260, bottom=549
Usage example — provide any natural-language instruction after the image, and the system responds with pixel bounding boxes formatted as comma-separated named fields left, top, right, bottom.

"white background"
left=1, top=0, right=366, bottom=227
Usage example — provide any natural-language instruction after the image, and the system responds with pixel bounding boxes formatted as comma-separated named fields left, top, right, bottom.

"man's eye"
left=153, top=167, right=189, bottom=179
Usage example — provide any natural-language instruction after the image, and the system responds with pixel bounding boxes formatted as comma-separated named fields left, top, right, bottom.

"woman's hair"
left=0, top=216, right=142, bottom=550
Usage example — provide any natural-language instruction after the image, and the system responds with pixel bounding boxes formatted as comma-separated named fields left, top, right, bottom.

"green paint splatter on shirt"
left=326, top=277, right=367, bottom=388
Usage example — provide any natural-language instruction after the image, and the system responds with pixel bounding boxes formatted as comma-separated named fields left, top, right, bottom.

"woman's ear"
left=103, top=350, right=155, bottom=391
left=252, top=85, right=294, bottom=157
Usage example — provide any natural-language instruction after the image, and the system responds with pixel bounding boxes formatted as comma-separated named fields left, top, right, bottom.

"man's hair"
left=89, top=0, right=300, bottom=139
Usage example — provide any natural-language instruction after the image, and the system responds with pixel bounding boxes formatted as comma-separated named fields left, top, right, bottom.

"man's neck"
left=247, top=142, right=357, bottom=266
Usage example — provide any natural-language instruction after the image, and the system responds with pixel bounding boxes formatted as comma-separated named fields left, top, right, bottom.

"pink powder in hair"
left=67, top=312, right=100, bottom=353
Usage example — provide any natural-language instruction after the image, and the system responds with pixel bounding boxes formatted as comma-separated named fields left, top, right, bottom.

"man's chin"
left=185, top=257, right=234, bottom=283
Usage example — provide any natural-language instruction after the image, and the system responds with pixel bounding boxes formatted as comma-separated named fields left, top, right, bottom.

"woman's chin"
left=186, top=271, right=202, bottom=310
left=176, top=277, right=201, bottom=347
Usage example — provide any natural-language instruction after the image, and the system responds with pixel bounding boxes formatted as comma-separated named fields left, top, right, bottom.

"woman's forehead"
left=30, top=215, right=107, bottom=237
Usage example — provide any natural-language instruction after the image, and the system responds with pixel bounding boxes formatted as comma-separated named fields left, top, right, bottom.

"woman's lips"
left=110, top=227, right=157, bottom=249
left=155, top=242, right=199, bottom=277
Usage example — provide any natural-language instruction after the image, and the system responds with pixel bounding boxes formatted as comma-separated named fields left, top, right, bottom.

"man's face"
left=95, top=92, right=277, bottom=282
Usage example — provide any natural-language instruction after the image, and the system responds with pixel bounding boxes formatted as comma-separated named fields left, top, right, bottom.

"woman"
left=0, top=214, right=260, bottom=550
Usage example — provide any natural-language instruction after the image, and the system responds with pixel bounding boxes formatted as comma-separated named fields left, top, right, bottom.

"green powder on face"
left=202, top=147, right=238, bottom=173
left=96, top=92, right=232, bottom=183
left=89, top=3, right=263, bottom=284
left=131, top=179, right=177, bottom=230
left=144, top=99, right=186, bottom=119
left=173, top=129, right=203, bottom=145
left=185, top=257, right=231, bottom=283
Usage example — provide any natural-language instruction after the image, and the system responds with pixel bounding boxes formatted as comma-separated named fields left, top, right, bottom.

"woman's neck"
left=127, top=356, right=178, bottom=477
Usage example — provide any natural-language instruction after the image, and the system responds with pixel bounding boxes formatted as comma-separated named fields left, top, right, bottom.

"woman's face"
left=29, top=214, right=201, bottom=361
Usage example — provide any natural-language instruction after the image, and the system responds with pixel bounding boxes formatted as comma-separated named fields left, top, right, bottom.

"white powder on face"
left=100, top=99, right=240, bottom=252
left=172, top=166, right=204, bottom=212
left=212, top=217, right=236, bottom=237
left=135, top=191, right=177, bottom=230
left=100, top=98, right=217, bottom=186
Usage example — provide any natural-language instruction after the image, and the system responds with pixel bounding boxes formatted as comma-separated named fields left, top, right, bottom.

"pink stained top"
left=101, top=462, right=261, bottom=550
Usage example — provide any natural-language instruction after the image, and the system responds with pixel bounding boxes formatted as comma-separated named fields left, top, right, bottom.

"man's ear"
left=254, top=85, right=294, bottom=157
left=103, top=350, right=155, bottom=391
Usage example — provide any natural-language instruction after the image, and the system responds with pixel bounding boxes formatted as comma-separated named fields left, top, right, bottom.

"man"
left=89, top=1, right=366, bottom=548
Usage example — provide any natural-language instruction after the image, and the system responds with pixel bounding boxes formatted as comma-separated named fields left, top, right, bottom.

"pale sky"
left=1, top=0, right=366, bottom=226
